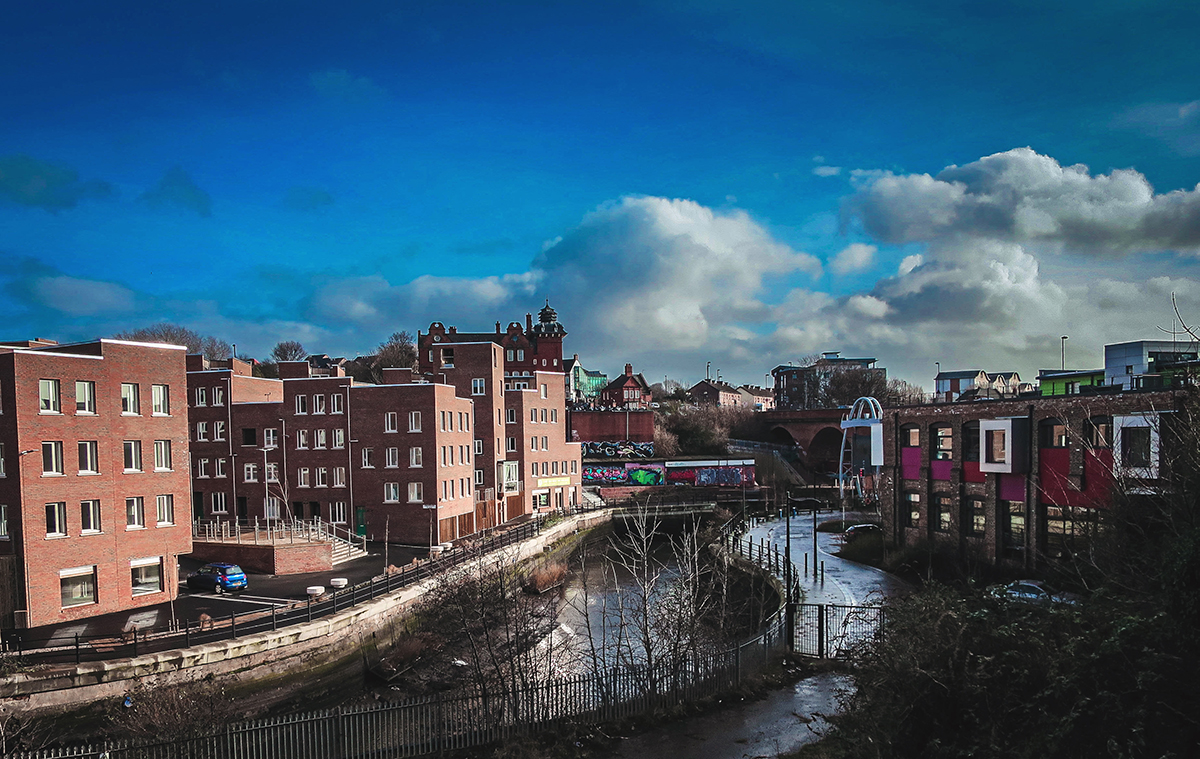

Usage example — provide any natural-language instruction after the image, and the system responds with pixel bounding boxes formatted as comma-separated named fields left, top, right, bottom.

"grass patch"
left=835, top=532, right=884, bottom=565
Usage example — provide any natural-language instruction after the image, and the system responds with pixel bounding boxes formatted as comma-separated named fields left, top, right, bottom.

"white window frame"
left=75, top=380, right=96, bottom=414
left=334, top=467, right=346, bottom=487
left=214, top=421, right=226, bottom=441
left=212, top=386, right=225, bottom=406
left=315, top=429, right=327, bottom=449
left=196, top=421, right=208, bottom=441
left=154, top=440, right=172, bottom=471
left=386, top=447, right=399, bottom=468
left=266, top=462, right=279, bottom=482
left=506, top=408, right=516, bottom=424
left=131, top=556, right=163, bottom=596
left=39, top=379, right=61, bottom=413
left=330, top=501, right=347, bottom=524
left=195, top=387, right=207, bottom=407
left=385, top=411, right=399, bottom=433
left=264, top=427, right=278, bottom=448
left=212, top=492, right=228, bottom=513
left=121, top=383, right=140, bottom=415
left=197, top=458, right=210, bottom=478
left=295, top=394, right=308, bottom=414
left=152, top=384, right=170, bottom=416
left=408, top=411, right=421, bottom=432
left=126, top=497, right=145, bottom=529
left=46, top=501, right=68, bottom=537
left=472, top=378, right=485, bottom=395
left=361, top=447, right=374, bottom=468
left=297, top=467, right=310, bottom=487
left=408, top=482, right=423, bottom=503
left=78, top=440, right=99, bottom=474
left=384, top=482, right=400, bottom=502
left=244, top=462, right=259, bottom=482
left=296, top=429, right=309, bottom=449
left=474, top=439, right=483, bottom=456
left=330, top=393, right=344, bottom=414
left=60, top=566, right=97, bottom=607
left=122, top=440, right=142, bottom=472
left=313, top=394, right=326, bottom=414
left=410, top=446, right=423, bottom=468
left=315, top=467, right=328, bottom=487
left=156, top=494, right=174, bottom=525
left=333, top=428, right=346, bottom=449
left=215, top=458, right=227, bottom=478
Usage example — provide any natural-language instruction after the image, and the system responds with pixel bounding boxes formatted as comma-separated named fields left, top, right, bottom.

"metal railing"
left=11, top=517, right=794, bottom=759
left=192, top=517, right=368, bottom=556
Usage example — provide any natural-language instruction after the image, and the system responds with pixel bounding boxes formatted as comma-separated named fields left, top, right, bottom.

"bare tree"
left=113, top=323, right=230, bottom=359
left=350, top=331, right=418, bottom=384
left=270, top=340, right=308, bottom=362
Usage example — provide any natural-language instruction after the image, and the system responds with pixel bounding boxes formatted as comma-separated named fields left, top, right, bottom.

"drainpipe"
left=1026, top=403, right=1036, bottom=572
left=892, top=412, right=901, bottom=549
left=225, top=376, right=237, bottom=524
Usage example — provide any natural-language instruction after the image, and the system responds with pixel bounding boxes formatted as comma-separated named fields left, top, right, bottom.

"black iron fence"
left=793, top=603, right=884, bottom=659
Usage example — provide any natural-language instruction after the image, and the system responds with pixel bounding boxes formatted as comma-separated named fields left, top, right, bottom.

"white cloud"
left=830, top=243, right=876, bottom=275
left=33, top=276, right=135, bottom=316
left=898, top=253, right=923, bottom=275
left=812, top=165, right=842, bottom=177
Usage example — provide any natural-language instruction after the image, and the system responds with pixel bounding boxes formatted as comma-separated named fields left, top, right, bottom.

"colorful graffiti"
left=583, top=440, right=655, bottom=459
left=582, top=460, right=754, bottom=486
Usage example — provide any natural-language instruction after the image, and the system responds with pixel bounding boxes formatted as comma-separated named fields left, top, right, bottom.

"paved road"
left=746, top=509, right=908, bottom=606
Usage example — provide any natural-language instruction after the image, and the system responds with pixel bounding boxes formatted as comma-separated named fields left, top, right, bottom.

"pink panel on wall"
left=931, top=460, right=952, bottom=481
left=963, top=460, right=985, bottom=484
left=999, top=473, right=1026, bottom=502
left=1037, top=447, right=1071, bottom=506
left=901, top=447, right=921, bottom=480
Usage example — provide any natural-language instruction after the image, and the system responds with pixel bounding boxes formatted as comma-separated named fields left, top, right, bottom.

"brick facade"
left=0, top=339, right=192, bottom=629
left=879, top=389, right=1181, bottom=570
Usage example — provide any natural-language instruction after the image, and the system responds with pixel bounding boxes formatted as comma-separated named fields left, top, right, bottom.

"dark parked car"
left=187, top=563, right=248, bottom=593
left=842, top=523, right=882, bottom=543
left=990, top=580, right=1080, bottom=607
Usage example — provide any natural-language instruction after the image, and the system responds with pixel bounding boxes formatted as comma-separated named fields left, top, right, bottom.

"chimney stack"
left=526, top=313, right=533, bottom=332
left=625, top=363, right=633, bottom=376
left=496, top=321, right=502, bottom=334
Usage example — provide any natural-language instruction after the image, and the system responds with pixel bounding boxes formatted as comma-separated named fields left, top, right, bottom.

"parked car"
left=990, top=580, right=1080, bottom=607
left=186, top=563, right=248, bottom=593
left=842, top=523, right=882, bottom=543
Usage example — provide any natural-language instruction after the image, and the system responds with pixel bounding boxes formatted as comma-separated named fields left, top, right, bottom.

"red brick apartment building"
left=417, top=305, right=582, bottom=520
left=0, top=339, right=192, bottom=629
left=880, top=388, right=1182, bottom=569
left=188, top=356, right=479, bottom=546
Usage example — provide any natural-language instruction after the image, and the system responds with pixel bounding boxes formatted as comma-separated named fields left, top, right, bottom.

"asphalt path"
left=17, top=542, right=426, bottom=645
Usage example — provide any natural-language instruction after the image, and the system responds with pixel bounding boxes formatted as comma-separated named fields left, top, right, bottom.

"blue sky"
left=4, top=1, right=1200, bottom=387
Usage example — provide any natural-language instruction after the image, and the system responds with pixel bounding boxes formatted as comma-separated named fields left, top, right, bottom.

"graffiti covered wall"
left=582, top=440, right=655, bottom=459
left=582, top=459, right=755, bottom=487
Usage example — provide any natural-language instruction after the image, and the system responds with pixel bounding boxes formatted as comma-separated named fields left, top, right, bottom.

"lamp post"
left=935, top=362, right=940, bottom=401
left=1061, top=335, right=1068, bottom=371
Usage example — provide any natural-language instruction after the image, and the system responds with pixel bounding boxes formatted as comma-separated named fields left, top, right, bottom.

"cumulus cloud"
left=0, top=154, right=115, bottom=211
left=844, top=147, right=1200, bottom=255
left=830, top=243, right=876, bottom=275
left=812, top=165, right=842, bottom=177
left=310, top=69, right=388, bottom=104
left=32, top=276, right=136, bottom=316
left=140, top=166, right=212, bottom=217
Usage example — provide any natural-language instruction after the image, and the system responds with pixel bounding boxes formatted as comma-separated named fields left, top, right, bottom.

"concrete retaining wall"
left=191, top=540, right=333, bottom=574
left=0, top=510, right=613, bottom=718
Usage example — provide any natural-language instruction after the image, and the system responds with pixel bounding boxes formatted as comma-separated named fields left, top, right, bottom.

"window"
left=76, top=380, right=96, bottom=413
left=264, top=428, right=278, bottom=448
left=904, top=492, right=920, bottom=528
left=441, top=411, right=448, bottom=431
left=517, top=349, right=524, bottom=361
left=530, top=437, right=538, bottom=451
left=552, top=461, right=559, bottom=475
left=214, top=421, right=226, bottom=441
left=440, top=348, right=454, bottom=368
left=334, top=467, right=346, bottom=487
left=506, top=349, right=514, bottom=361
left=242, top=427, right=257, bottom=446
left=540, top=384, right=548, bottom=398
left=0, top=443, right=5, bottom=478
left=131, top=557, right=162, bottom=595
left=122, top=440, right=142, bottom=471
left=530, top=408, right=537, bottom=423
left=541, top=435, right=548, bottom=450
left=506, top=437, right=517, bottom=452
left=408, top=482, right=423, bottom=502
left=408, top=411, right=421, bottom=432
left=60, top=566, right=97, bottom=607
left=37, top=441, right=63, bottom=476
left=215, top=458, right=226, bottom=477
left=212, top=386, right=225, bottom=406
left=331, top=501, right=347, bottom=523
left=121, top=383, right=140, bottom=414
left=962, top=421, right=980, bottom=462
left=152, top=384, right=170, bottom=415
left=265, top=497, right=282, bottom=519
left=313, top=394, right=325, bottom=414
left=156, top=494, right=174, bottom=525
left=472, top=378, right=485, bottom=395
left=40, top=379, right=61, bottom=413
left=78, top=441, right=99, bottom=474
left=985, top=429, right=1007, bottom=464
left=296, top=429, right=309, bottom=449
left=902, top=426, right=920, bottom=447
left=1122, top=427, right=1152, bottom=468
left=197, top=458, right=209, bottom=477
left=126, top=497, right=145, bottom=528
left=1086, top=416, right=1113, bottom=448
left=932, top=426, right=952, bottom=460
left=361, top=447, right=374, bottom=468
left=410, top=446, right=423, bottom=467
left=295, top=394, right=308, bottom=414
left=531, top=461, right=539, bottom=477
left=154, top=440, right=172, bottom=471
left=195, top=387, right=207, bottom=407
left=474, top=439, right=483, bottom=456
left=1004, top=501, right=1025, bottom=553
left=385, top=411, right=398, bottom=432
left=551, top=409, right=557, bottom=423
left=936, top=494, right=952, bottom=531
left=1040, top=419, right=1069, bottom=448
left=316, top=467, right=328, bottom=487
left=266, top=462, right=279, bottom=482
left=540, top=409, right=547, bottom=423
left=384, top=482, right=400, bottom=502
left=315, top=429, right=327, bottom=449
left=196, top=421, right=208, bottom=441
left=330, top=393, right=344, bottom=414
left=333, top=428, right=345, bottom=448
left=386, top=447, right=399, bottom=468
left=297, top=468, right=310, bottom=487
left=0, top=504, right=8, bottom=537
left=966, top=498, right=985, bottom=537
left=212, top=492, right=228, bottom=513
left=46, top=501, right=67, bottom=536
left=506, top=408, right=516, bottom=424
left=244, top=463, right=259, bottom=482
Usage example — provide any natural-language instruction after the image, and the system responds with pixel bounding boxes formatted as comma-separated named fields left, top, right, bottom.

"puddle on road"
left=607, top=672, right=851, bottom=759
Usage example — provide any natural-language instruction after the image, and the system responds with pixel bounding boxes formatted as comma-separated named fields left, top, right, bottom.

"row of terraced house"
left=0, top=303, right=582, bottom=629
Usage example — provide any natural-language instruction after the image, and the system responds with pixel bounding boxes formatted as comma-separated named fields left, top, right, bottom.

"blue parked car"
left=186, top=563, right=248, bottom=593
